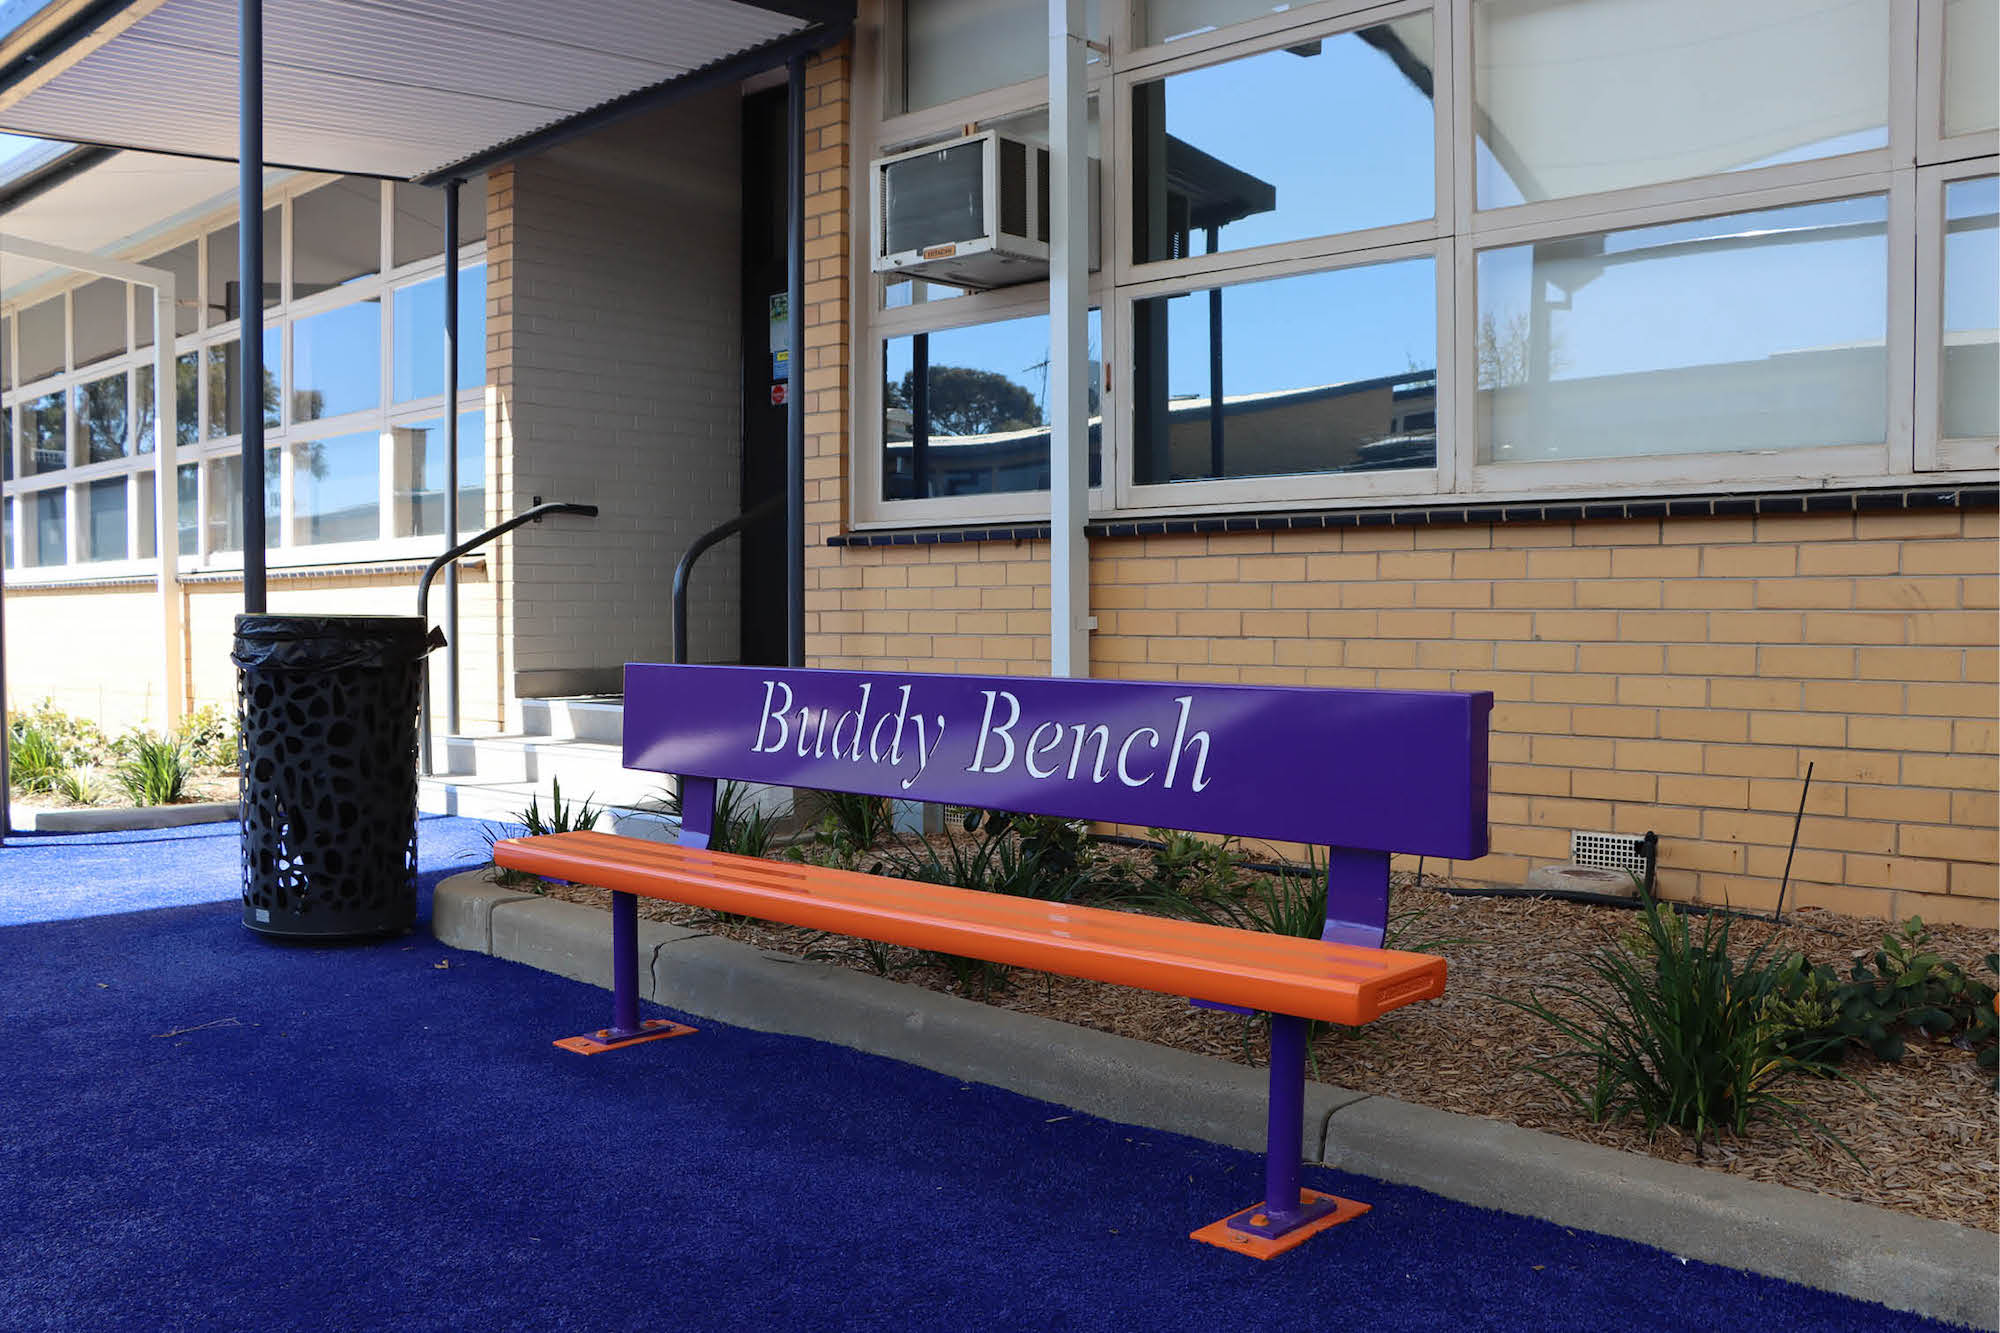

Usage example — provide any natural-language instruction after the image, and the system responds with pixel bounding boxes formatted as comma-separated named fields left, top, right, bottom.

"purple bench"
left=497, top=663, right=1492, bottom=1256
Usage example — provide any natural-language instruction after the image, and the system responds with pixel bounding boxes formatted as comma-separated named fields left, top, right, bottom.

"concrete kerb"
left=20, top=801, right=237, bottom=833
left=433, top=871, right=1999, bottom=1329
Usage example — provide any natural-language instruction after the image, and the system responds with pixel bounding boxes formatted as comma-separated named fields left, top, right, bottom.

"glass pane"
left=1133, top=258, right=1437, bottom=484
left=1133, top=20, right=1433, bottom=262
left=138, top=471, right=156, bottom=558
left=206, top=209, right=282, bottom=321
left=77, top=372, right=129, bottom=463
left=1943, top=176, right=1998, bottom=440
left=1945, top=0, right=1999, bottom=137
left=178, top=462, right=199, bottom=556
left=902, top=0, right=1100, bottom=112
left=85, top=477, right=127, bottom=561
left=1143, top=0, right=1297, bottom=44
left=1477, top=195, right=1888, bottom=463
left=882, top=309, right=1101, bottom=499
left=392, top=411, right=486, bottom=537
left=206, top=328, right=282, bottom=439
left=1, top=314, right=10, bottom=390
left=136, top=241, right=200, bottom=341
left=293, top=299, right=381, bottom=421
left=292, top=431, right=380, bottom=544
left=1473, top=0, right=1889, bottom=208
left=2, top=497, right=10, bottom=569
left=3, top=404, right=11, bottom=482
left=135, top=352, right=201, bottom=453
left=73, top=278, right=127, bottom=368
left=392, top=266, right=486, bottom=401
left=26, top=390, right=65, bottom=474
left=206, top=451, right=280, bottom=552
left=18, top=297, right=63, bottom=383
left=31, top=489, right=65, bottom=566
left=391, top=175, right=486, bottom=268
left=293, top=179, right=381, bottom=299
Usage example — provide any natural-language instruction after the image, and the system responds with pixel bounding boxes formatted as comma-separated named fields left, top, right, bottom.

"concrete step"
left=519, top=695, right=624, bottom=744
left=416, top=774, right=671, bottom=829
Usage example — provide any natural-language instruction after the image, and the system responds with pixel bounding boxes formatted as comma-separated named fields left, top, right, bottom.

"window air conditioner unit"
left=870, top=131, right=1098, bottom=291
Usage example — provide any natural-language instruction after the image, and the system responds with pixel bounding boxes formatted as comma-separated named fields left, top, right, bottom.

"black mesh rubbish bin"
left=233, top=614, right=440, bottom=939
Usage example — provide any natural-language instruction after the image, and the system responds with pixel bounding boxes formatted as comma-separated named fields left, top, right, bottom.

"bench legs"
left=551, top=890, right=697, bottom=1055
left=1191, top=1013, right=1369, bottom=1258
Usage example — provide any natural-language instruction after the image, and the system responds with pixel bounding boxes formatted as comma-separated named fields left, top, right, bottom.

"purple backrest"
left=624, top=663, right=1490, bottom=862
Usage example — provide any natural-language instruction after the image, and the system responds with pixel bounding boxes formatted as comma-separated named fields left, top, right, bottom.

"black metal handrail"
left=674, top=495, right=782, bottom=665
left=418, top=501, right=598, bottom=777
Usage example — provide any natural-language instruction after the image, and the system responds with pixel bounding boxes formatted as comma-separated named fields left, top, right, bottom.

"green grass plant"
left=115, top=735, right=194, bottom=806
left=7, top=721, right=68, bottom=794
left=1506, top=895, right=1851, bottom=1159
left=486, top=777, right=603, bottom=890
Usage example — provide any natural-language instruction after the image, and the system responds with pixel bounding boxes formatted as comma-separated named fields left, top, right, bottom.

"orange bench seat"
left=491, top=829, right=1445, bottom=1027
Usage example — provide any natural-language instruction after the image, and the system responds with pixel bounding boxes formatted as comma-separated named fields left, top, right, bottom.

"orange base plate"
left=553, top=1019, right=697, bottom=1055
left=1190, top=1190, right=1370, bottom=1259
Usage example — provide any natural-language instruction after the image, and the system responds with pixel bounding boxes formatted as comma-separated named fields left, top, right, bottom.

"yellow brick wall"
left=801, top=42, right=1998, bottom=926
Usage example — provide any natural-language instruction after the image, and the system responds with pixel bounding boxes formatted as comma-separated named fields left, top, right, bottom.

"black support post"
left=785, top=53, right=806, bottom=669
left=239, top=0, right=266, bottom=612
left=443, top=178, right=461, bottom=736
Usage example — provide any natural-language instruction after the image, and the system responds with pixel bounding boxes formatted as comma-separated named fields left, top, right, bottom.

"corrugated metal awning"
left=0, top=0, right=844, bottom=182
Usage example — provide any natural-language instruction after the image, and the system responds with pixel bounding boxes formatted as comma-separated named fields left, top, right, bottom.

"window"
left=134, top=353, right=201, bottom=453
left=1940, top=175, right=1997, bottom=441
left=1131, top=18, right=1434, bottom=262
left=3, top=172, right=488, bottom=575
left=77, top=371, right=129, bottom=463
left=1944, top=0, right=1998, bottom=138
left=292, top=300, right=381, bottom=421
left=391, top=266, right=487, bottom=401
left=206, top=330, right=282, bottom=439
left=390, top=176, right=487, bottom=269
left=84, top=477, right=127, bottom=562
left=1132, top=258, right=1437, bottom=484
left=25, top=391, right=65, bottom=474
left=1471, top=0, right=1888, bottom=209
left=391, top=411, right=485, bottom=537
left=898, top=0, right=1101, bottom=113
left=136, top=242, right=199, bottom=341
left=72, top=279, right=127, bottom=369
left=206, top=451, right=280, bottom=553
left=1477, top=196, right=1889, bottom=464
left=292, top=180, right=381, bottom=299
left=29, top=488, right=64, bottom=566
left=291, top=431, right=380, bottom=545
left=18, top=297, right=63, bottom=384
left=882, top=309, right=1102, bottom=499
left=856, top=0, right=1987, bottom=527
left=205, top=208, right=282, bottom=322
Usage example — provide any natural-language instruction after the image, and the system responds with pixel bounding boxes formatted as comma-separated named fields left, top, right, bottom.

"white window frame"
left=1, top=174, right=488, bottom=583
left=1917, top=0, right=2000, bottom=167
left=1917, top=158, right=1999, bottom=472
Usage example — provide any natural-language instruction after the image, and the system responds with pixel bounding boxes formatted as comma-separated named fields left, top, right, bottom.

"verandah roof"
left=0, top=0, right=846, bottom=182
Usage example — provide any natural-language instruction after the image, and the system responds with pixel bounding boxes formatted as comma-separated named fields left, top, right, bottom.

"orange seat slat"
left=492, top=831, right=1445, bottom=1027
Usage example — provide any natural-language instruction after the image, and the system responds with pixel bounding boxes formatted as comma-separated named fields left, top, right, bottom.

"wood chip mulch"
left=517, top=862, right=1998, bottom=1234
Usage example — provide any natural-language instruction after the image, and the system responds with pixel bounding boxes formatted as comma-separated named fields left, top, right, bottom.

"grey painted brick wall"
left=505, top=89, right=744, bottom=698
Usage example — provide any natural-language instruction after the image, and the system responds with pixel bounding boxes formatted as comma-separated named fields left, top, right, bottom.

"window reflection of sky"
left=1145, top=25, right=1434, bottom=254
left=1945, top=177, right=1998, bottom=336
left=1480, top=196, right=1888, bottom=383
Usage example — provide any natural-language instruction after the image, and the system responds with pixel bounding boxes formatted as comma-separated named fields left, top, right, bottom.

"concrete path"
left=435, top=872, right=1998, bottom=1330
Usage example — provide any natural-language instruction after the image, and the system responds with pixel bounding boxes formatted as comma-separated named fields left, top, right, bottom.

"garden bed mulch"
left=523, top=870, right=1997, bottom=1234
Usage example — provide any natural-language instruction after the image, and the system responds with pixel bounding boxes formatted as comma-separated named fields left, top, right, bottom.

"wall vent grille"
left=1572, top=831, right=1648, bottom=878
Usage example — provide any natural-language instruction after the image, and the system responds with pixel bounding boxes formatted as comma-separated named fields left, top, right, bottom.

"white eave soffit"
left=0, top=0, right=821, bottom=181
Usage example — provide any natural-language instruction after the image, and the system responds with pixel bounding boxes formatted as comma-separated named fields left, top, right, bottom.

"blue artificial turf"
left=0, top=821, right=1970, bottom=1331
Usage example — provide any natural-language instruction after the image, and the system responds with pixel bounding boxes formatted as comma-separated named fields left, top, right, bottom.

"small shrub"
left=484, top=777, right=603, bottom=890
left=10, top=700, right=109, bottom=768
left=53, top=764, right=107, bottom=806
left=812, top=790, right=895, bottom=860
left=116, top=735, right=194, bottom=806
left=1506, top=896, right=1849, bottom=1158
left=175, top=703, right=239, bottom=769
left=8, top=721, right=68, bottom=794
left=1826, top=918, right=1998, bottom=1063
left=1143, top=826, right=1245, bottom=903
left=655, top=779, right=779, bottom=858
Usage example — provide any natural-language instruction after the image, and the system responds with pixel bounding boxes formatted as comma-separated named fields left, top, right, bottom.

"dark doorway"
left=739, top=86, right=790, bottom=667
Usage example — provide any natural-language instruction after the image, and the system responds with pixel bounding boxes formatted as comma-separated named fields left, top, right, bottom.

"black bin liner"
left=232, top=614, right=440, bottom=938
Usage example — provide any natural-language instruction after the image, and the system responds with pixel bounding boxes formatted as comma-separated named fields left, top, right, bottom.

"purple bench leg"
left=550, top=778, right=716, bottom=1055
